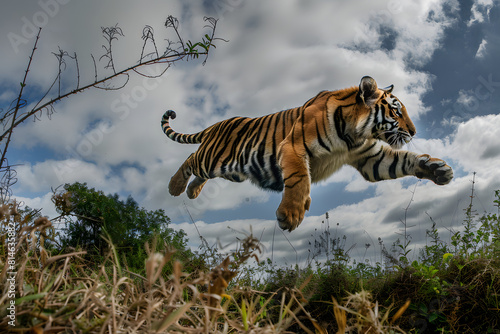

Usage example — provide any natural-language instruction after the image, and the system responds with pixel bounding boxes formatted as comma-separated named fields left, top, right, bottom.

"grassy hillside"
left=1, top=189, right=499, bottom=333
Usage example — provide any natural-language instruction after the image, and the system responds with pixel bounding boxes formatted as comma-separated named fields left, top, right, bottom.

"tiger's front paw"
left=415, top=154, right=453, bottom=185
left=276, top=196, right=311, bottom=232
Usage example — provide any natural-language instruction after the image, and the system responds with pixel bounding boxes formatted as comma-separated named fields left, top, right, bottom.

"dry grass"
left=332, top=291, right=410, bottom=334
left=0, top=206, right=326, bottom=333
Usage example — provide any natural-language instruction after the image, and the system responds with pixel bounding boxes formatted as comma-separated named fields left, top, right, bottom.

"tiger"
left=161, top=76, right=453, bottom=232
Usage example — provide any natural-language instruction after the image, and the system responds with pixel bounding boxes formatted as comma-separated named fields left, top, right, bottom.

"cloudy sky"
left=2, top=0, right=500, bottom=266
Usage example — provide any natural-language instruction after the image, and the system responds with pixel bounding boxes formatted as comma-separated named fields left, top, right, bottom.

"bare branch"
left=99, top=24, right=124, bottom=74
left=0, top=16, right=224, bottom=197
left=165, top=16, right=184, bottom=52
left=0, top=27, right=42, bottom=172
left=0, top=161, right=18, bottom=202
left=91, top=54, right=98, bottom=82
left=133, top=63, right=170, bottom=79
left=74, top=52, right=80, bottom=89
left=140, top=25, right=159, bottom=63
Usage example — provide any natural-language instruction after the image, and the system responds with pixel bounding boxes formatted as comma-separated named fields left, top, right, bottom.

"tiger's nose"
left=408, top=128, right=416, bottom=136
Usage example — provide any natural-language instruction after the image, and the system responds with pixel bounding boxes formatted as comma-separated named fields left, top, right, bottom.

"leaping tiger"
left=161, top=76, right=453, bottom=231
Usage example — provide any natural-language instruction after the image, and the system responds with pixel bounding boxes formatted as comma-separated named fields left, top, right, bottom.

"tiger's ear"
left=382, top=84, right=394, bottom=93
left=359, top=76, right=379, bottom=106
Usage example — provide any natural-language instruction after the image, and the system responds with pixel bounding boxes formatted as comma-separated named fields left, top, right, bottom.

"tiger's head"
left=356, top=76, right=416, bottom=149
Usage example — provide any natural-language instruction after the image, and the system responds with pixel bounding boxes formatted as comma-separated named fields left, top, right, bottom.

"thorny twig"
left=100, top=24, right=124, bottom=74
left=0, top=16, right=224, bottom=197
left=0, top=28, right=42, bottom=174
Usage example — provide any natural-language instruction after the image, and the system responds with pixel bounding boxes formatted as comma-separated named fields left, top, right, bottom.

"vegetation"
left=52, top=182, right=193, bottom=274
left=1, top=183, right=499, bottom=333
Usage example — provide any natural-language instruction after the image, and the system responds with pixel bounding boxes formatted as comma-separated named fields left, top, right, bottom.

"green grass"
left=1, top=188, right=500, bottom=333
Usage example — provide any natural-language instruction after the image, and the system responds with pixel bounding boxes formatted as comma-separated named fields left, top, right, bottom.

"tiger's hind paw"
left=415, top=154, right=453, bottom=185
left=168, top=176, right=188, bottom=196
left=186, top=177, right=208, bottom=199
left=168, top=168, right=190, bottom=196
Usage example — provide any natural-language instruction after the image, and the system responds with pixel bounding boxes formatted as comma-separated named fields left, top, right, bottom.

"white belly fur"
left=309, top=151, right=348, bottom=183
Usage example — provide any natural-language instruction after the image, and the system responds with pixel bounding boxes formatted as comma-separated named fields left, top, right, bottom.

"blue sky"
left=2, top=0, right=500, bottom=266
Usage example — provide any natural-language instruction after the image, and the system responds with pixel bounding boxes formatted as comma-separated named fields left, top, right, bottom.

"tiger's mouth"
left=376, top=129, right=412, bottom=149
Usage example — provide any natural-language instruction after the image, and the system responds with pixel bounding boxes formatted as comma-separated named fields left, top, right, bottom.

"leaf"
left=391, top=299, right=411, bottom=324
left=15, top=293, right=48, bottom=305
left=429, top=312, right=439, bottom=323
left=241, top=299, right=248, bottom=330
left=153, top=303, right=192, bottom=331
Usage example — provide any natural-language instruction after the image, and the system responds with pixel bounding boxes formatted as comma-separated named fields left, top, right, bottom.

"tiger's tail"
left=161, top=110, right=204, bottom=144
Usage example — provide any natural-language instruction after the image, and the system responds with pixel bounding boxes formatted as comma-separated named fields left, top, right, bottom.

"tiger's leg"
left=352, top=143, right=453, bottom=185
left=275, top=141, right=312, bottom=232
left=169, top=153, right=195, bottom=196
left=186, top=176, right=208, bottom=199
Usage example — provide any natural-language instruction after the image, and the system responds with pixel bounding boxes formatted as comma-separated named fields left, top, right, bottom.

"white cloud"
left=445, top=114, right=500, bottom=172
left=13, top=192, right=58, bottom=221
left=415, top=113, right=500, bottom=176
left=475, top=38, right=488, bottom=58
left=15, top=159, right=114, bottom=193
left=468, top=0, right=494, bottom=26
left=456, top=89, right=479, bottom=111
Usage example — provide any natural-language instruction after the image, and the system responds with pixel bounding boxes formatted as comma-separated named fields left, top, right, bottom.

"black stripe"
left=334, top=106, right=354, bottom=150
left=338, top=89, right=357, bottom=101
left=334, top=106, right=345, bottom=139
left=402, top=152, right=409, bottom=175
left=315, top=119, right=330, bottom=152
left=389, top=153, right=399, bottom=179
left=301, top=113, right=314, bottom=158
left=364, top=146, right=383, bottom=161
left=269, top=114, right=283, bottom=188
left=285, top=178, right=303, bottom=189
left=357, top=142, right=377, bottom=156
left=284, top=171, right=300, bottom=182
left=272, top=112, right=282, bottom=147
left=303, top=95, right=318, bottom=109
left=200, top=121, right=229, bottom=172
left=372, top=151, right=385, bottom=181
left=238, top=118, right=259, bottom=167
left=281, top=110, right=288, bottom=142
left=220, top=118, right=248, bottom=173
left=357, top=146, right=383, bottom=174
left=303, top=90, right=327, bottom=108
left=211, top=118, right=247, bottom=173
left=256, top=115, right=272, bottom=180
left=269, top=155, right=283, bottom=191
left=249, top=152, right=263, bottom=183
left=228, top=119, right=253, bottom=170
left=323, top=107, right=335, bottom=148
left=359, top=111, right=373, bottom=135
left=291, top=123, right=296, bottom=148
left=241, top=117, right=265, bottom=166
left=193, top=131, right=204, bottom=143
